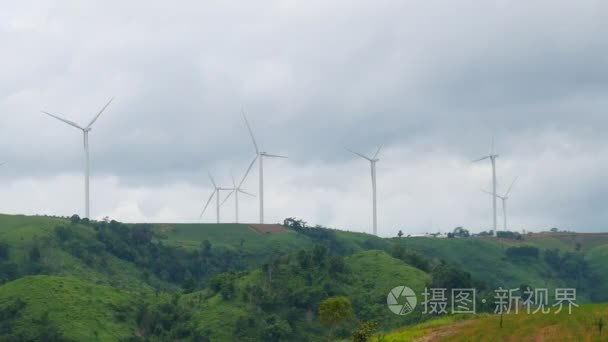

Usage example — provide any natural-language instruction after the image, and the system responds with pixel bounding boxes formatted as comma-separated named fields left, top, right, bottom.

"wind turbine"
left=200, top=173, right=238, bottom=223
left=347, top=145, right=382, bottom=236
left=242, top=111, right=287, bottom=224
left=473, top=142, right=499, bottom=237
left=482, top=177, right=518, bottom=231
left=41, top=98, right=114, bottom=219
left=221, top=164, right=256, bottom=223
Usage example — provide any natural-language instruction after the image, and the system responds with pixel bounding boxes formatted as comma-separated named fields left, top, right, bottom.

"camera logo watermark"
left=387, top=286, right=417, bottom=315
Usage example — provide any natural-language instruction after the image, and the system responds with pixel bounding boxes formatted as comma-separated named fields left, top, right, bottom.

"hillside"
left=0, top=214, right=607, bottom=340
left=0, top=275, right=138, bottom=341
left=399, top=233, right=602, bottom=302
left=377, top=303, right=608, bottom=341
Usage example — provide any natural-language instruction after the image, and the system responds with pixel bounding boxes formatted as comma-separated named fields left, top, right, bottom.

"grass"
left=379, top=304, right=608, bottom=341
left=586, top=245, right=608, bottom=301
left=400, top=236, right=597, bottom=301
left=402, top=237, right=557, bottom=288
left=0, top=275, right=140, bottom=341
left=342, top=250, right=432, bottom=330
left=0, top=214, right=169, bottom=292
left=152, top=223, right=314, bottom=265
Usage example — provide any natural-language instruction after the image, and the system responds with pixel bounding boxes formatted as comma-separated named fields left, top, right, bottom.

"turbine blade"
left=87, top=97, right=114, bottom=128
left=242, top=109, right=259, bottom=154
left=471, top=155, right=490, bottom=163
left=208, top=172, right=217, bottom=188
left=231, top=174, right=237, bottom=188
left=264, top=153, right=288, bottom=158
left=505, top=176, right=519, bottom=197
left=221, top=189, right=235, bottom=206
left=346, top=148, right=372, bottom=161
left=481, top=189, right=494, bottom=196
left=41, top=111, right=83, bottom=130
left=238, top=156, right=258, bottom=188
left=373, top=144, right=383, bottom=159
left=481, top=189, right=503, bottom=199
left=200, top=190, right=216, bottom=218
left=238, top=189, right=256, bottom=197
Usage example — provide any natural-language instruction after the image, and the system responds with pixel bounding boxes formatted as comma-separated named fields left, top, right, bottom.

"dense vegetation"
left=0, top=214, right=606, bottom=340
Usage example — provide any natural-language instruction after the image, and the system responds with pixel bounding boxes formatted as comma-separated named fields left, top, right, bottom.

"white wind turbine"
left=41, top=98, right=114, bottom=219
left=242, top=111, right=288, bottom=224
left=473, top=142, right=499, bottom=237
left=482, top=176, right=518, bottom=231
left=347, top=145, right=382, bottom=236
left=200, top=173, right=235, bottom=224
left=221, top=165, right=256, bottom=223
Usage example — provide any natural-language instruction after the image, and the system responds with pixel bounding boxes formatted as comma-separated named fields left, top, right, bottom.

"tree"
left=283, top=217, right=307, bottom=230
left=312, top=245, right=328, bottom=267
left=431, top=262, right=472, bottom=289
left=328, top=256, right=346, bottom=275
left=29, top=246, right=41, bottom=262
left=182, top=276, right=196, bottom=294
left=201, top=240, right=212, bottom=257
left=453, top=227, right=470, bottom=238
left=0, top=243, right=9, bottom=260
left=70, top=214, right=81, bottom=224
left=544, top=248, right=561, bottom=269
left=506, top=246, right=539, bottom=260
left=263, top=316, right=292, bottom=342
left=397, top=230, right=403, bottom=238
left=352, top=321, right=378, bottom=342
left=319, top=296, right=354, bottom=337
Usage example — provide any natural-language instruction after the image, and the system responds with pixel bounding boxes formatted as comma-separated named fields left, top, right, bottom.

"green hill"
left=0, top=214, right=607, bottom=340
left=399, top=235, right=597, bottom=302
left=0, top=275, right=138, bottom=341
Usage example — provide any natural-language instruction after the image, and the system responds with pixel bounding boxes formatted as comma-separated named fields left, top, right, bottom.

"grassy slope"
left=0, top=275, right=139, bottom=341
left=586, top=244, right=608, bottom=301
left=153, top=223, right=390, bottom=267
left=0, top=214, right=167, bottom=292
left=379, top=304, right=608, bottom=341
left=185, top=250, right=431, bottom=340
left=401, top=236, right=600, bottom=300
left=343, top=250, right=431, bottom=329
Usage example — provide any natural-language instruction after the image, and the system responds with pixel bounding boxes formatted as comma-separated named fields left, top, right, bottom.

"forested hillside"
left=0, top=214, right=605, bottom=341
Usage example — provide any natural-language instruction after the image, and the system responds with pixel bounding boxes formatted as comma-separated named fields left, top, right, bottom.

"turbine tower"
left=473, top=143, right=499, bottom=237
left=242, top=111, right=287, bottom=224
left=41, top=98, right=114, bottom=219
left=347, top=145, right=382, bottom=236
left=482, top=176, right=518, bottom=231
left=200, top=173, right=235, bottom=223
left=221, top=164, right=256, bottom=223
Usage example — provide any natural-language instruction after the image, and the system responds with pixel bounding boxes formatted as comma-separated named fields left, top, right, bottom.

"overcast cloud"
left=1, top=0, right=607, bottom=236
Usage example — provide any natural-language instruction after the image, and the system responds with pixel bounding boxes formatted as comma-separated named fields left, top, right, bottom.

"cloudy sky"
left=1, top=1, right=607, bottom=236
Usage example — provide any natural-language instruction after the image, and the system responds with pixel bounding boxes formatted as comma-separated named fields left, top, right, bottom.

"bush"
left=506, top=246, right=539, bottom=259
left=0, top=243, right=9, bottom=260
left=352, top=321, right=378, bottom=342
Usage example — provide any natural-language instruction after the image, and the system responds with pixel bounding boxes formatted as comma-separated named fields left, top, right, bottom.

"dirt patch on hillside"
left=158, top=225, right=175, bottom=234
left=534, top=324, right=560, bottom=342
left=414, top=320, right=477, bottom=342
left=248, top=224, right=288, bottom=234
